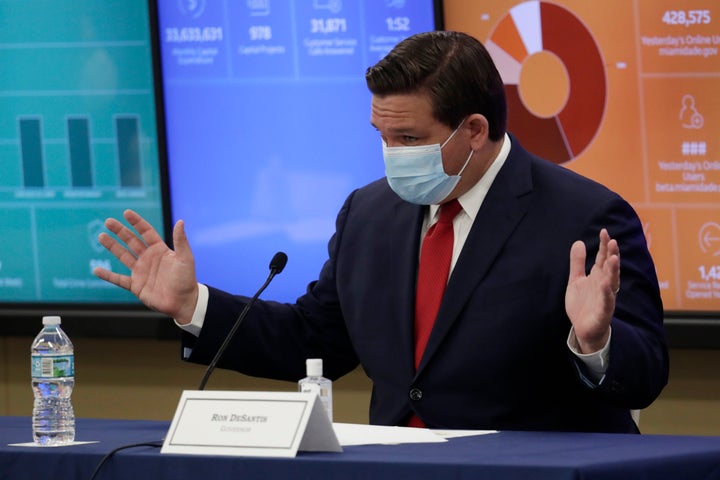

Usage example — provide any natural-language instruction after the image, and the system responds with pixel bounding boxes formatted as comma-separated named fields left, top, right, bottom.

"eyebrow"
left=370, top=123, right=419, bottom=136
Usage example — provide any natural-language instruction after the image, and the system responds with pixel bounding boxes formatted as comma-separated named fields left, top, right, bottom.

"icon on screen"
left=313, top=0, right=342, bottom=14
left=699, top=222, right=720, bottom=256
left=178, top=0, right=206, bottom=19
left=247, top=0, right=270, bottom=16
left=680, top=94, right=704, bottom=129
left=88, top=219, right=106, bottom=253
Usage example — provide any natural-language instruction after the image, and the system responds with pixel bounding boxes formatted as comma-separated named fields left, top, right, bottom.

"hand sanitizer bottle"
left=298, top=358, right=332, bottom=422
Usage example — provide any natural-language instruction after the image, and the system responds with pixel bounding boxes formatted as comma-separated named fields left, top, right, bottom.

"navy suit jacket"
left=185, top=138, right=668, bottom=433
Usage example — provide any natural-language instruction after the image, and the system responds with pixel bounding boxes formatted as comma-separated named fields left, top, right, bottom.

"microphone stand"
left=197, top=252, right=287, bottom=391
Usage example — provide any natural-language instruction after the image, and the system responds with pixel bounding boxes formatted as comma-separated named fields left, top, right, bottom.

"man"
left=95, top=31, right=668, bottom=433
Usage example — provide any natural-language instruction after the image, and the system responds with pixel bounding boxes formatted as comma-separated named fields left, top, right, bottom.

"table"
left=2, top=416, right=720, bottom=479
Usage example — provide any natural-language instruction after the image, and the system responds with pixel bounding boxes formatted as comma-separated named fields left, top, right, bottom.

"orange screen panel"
left=444, top=0, right=720, bottom=312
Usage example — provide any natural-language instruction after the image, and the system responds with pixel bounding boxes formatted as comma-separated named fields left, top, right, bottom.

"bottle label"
left=300, top=383, right=321, bottom=395
left=300, top=383, right=330, bottom=397
left=31, top=355, right=74, bottom=378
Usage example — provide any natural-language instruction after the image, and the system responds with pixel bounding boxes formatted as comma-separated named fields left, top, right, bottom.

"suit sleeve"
left=574, top=195, right=669, bottom=409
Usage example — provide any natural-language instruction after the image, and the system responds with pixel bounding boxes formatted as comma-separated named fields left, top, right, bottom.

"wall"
left=2, top=336, right=720, bottom=435
left=1, top=336, right=371, bottom=425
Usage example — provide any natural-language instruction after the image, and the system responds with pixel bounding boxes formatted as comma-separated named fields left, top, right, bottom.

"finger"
left=568, top=240, right=587, bottom=283
left=595, top=228, right=610, bottom=268
left=172, top=220, right=191, bottom=259
left=103, top=217, right=127, bottom=237
left=105, top=217, right=147, bottom=258
left=607, top=237, right=620, bottom=260
left=93, top=265, right=132, bottom=291
left=124, top=209, right=165, bottom=247
left=607, top=244, right=621, bottom=294
left=98, top=232, right=137, bottom=271
left=599, top=231, right=621, bottom=293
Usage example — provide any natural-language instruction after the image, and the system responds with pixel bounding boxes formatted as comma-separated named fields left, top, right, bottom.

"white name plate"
left=161, top=390, right=342, bottom=458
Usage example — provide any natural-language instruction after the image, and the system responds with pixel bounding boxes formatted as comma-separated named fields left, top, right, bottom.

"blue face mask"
left=383, top=121, right=473, bottom=205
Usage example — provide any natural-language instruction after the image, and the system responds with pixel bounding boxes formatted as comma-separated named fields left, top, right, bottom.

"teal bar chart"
left=19, top=118, right=45, bottom=188
left=0, top=0, right=166, bottom=303
left=67, top=117, right=92, bottom=188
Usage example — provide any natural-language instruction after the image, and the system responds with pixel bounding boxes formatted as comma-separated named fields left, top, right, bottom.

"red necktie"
left=414, top=199, right=462, bottom=369
left=409, top=199, right=462, bottom=428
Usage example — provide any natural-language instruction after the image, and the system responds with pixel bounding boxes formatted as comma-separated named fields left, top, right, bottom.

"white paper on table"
left=8, top=441, right=99, bottom=447
left=332, top=423, right=447, bottom=446
left=431, top=429, right=498, bottom=439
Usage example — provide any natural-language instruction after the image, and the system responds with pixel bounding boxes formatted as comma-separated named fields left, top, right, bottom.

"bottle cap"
left=42, top=316, right=62, bottom=326
left=306, top=358, right=323, bottom=377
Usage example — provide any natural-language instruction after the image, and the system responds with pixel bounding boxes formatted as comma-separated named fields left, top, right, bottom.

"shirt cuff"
left=567, top=326, right=611, bottom=385
left=174, top=283, right=208, bottom=338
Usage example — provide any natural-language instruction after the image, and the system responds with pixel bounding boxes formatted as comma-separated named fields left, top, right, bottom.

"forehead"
left=370, top=93, right=437, bottom=132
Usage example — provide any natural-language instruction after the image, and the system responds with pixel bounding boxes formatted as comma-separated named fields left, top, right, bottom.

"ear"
left=466, top=113, right=489, bottom=151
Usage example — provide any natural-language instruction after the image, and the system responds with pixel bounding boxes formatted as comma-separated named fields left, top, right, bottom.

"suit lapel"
left=387, top=198, right=425, bottom=375
left=416, top=144, right=535, bottom=374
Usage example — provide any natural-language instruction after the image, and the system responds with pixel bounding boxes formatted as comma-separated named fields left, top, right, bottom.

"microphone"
left=197, top=251, right=288, bottom=391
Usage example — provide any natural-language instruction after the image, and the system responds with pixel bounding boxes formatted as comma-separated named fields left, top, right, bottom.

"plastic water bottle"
left=31, top=316, right=75, bottom=445
left=298, top=358, right=333, bottom=422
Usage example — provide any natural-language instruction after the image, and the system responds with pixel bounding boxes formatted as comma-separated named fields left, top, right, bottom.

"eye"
left=402, top=135, right=420, bottom=144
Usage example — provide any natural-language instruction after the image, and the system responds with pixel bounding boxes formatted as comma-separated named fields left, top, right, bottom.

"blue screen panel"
left=158, top=0, right=437, bottom=301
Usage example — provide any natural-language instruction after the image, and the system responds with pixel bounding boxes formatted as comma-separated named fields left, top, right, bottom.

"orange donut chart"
left=486, top=1, right=606, bottom=164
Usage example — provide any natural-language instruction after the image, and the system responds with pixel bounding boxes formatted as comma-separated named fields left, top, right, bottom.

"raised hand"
left=93, top=209, right=199, bottom=325
left=565, top=228, right=621, bottom=353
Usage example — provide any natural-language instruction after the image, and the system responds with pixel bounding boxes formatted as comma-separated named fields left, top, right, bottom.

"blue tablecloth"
left=2, top=416, right=720, bottom=480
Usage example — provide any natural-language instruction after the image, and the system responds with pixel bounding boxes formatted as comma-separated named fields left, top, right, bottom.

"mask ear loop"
left=455, top=149, right=474, bottom=177
left=440, top=117, right=468, bottom=149
left=441, top=117, right=473, bottom=177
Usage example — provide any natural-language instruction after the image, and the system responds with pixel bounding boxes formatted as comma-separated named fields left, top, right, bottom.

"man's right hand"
left=93, top=209, right=199, bottom=325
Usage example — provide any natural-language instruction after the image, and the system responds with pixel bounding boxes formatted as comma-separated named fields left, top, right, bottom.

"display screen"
left=0, top=0, right=167, bottom=306
left=443, top=0, right=720, bottom=313
left=157, top=0, right=438, bottom=302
